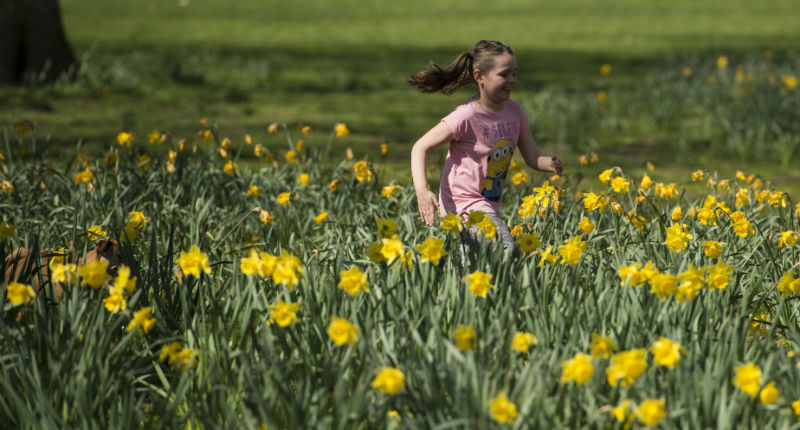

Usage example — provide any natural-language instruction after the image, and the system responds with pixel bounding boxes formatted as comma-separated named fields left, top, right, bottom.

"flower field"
left=2, top=118, right=799, bottom=429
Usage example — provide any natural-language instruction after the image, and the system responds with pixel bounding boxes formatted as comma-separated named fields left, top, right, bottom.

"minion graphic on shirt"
left=480, top=139, right=512, bottom=201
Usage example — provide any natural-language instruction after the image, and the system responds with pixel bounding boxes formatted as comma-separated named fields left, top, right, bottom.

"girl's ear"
left=473, top=68, right=483, bottom=86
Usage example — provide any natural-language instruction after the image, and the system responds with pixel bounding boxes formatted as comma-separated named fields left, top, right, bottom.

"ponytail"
left=407, top=52, right=473, bottom=95
left=408, top=40, right=514, bottom=95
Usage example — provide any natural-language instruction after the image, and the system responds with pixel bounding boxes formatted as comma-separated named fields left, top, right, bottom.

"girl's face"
left=474, top=53, right=517, bottom=109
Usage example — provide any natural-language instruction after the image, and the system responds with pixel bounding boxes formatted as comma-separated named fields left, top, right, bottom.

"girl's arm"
left=517, top=128, right=563, bottom=175
left=411, top=122, right=453, bottom=226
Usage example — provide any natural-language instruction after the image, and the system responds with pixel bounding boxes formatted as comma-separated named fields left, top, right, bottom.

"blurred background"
left=1, top=0, right=799, bottom=192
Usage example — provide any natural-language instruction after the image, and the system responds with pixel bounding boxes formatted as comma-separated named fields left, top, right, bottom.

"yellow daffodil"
left=670, top=205, right=683, bottom=221
left=733, top=362, right=762, bottom=397
left=380, top=235, right=405, bottom=265
left=702, top=240, right=723, bottom=259
left=606, top=349, right=648, bottom=388
left=298, top=173, right=309, bottom=186
left=117, top=131, right=133, bottom=146
left=582, top=192, right=606, bottom=212
left=172, top=348, right=199, bottom=372
left=664, top=224, right=693, bottom=253
left=650, top=337, right=685, bottom=368
left=731, top=211, right=754, bottom=238
left=706, top=261, right=733, bottom=290
left=103, top=293, right=127, bottom=313
left=74, top=168, right=94, bottom=185
left=539, top=245, right=558, bottom=266
left=590, top=334, right=617, bottom=359
left=466, top=211, right=485, bottom=228
left=578, top=218, right=594, bottom=234
left=381, top=184, right=401, bottom=198
left=338, top=265, right=369, bottom=296
left=127, top=306, right=155, bottom=334
left=777, top=272, right=800, bottom=297
left=112, top=265, right=137, bottom=295
left=0, top=221, right=15, bottom=238
left=367, top=242, right=385, bottom=263
left=560, top=352, right=594, bottom=385
left=792, top=399, right=800, bottom=421
left=377, top=218, right=399, bottom=238
left=598, top=168, right=614, bottom=184
left=415, top=237, right=447, bottom=265
left=475, top=216, right=497, bottom=239
left=353, top=160, right=372, bottom=182
left=760, top=381, right=779, bottom=404
left=778, top=231, right=798, bottom=248
left=441, top=212, right=463, bottom=232
left=488, top=392, right=518, bottom=424
left=327, top=316, right=358, bottom=346
left=463, top=270, right=495, bottom=298
left=635, top=399, right=666, bottom=426
left=611, top=400, right=631, bottom=425
left=125, top=211, right=147, bottom=241
left=511, top=332, right=538, bottom=352
left=148, top=130, right=162, bottom=144
left=627, top=211, right=647, bottom=230
left=6, top=282, right=35, bottom=306
left=259, top=209, right=273, bottom=225
left=49, top=262, right=77, bottom=284
left=517, top=233, right=542, bottom=252
left=137, top=154, right=151, bottom=170
left=617, top=263, right=645, bottom=287
left=557, top=236, right=586, bottom=266
left=240, top=249, right=262, bottom=276
left=78, top=260, right=109, bottom=288
left=314, top=211, right=328, bottom=225
left=371, top=367, right=405, bottom=395
left=640, top=173, right=652, bottom=189
left=159, top=342, right=183, bottom=364
left=511, top=170, right=528, bottom=185
left=334, top=123, right=349, bottom=137
left=267, top=299, right=300, bottom=327
left=257, top=252, right=276, bottom=278
left=87, top=225, right=108, bottom=240
left=676, top=265, right=704, bottom=302
left=453, top=324, right=476, bottom=351
left=223, top=160, right=238, bottom=175
left=272, top=250, right=303, bottom=288
left=276, top=192, right=291, bottom=207
left=328, top=178, right=340, bottom=192
left=178, top=245, right=211, bottom=278
left=611, top=176, right=629, bottom=193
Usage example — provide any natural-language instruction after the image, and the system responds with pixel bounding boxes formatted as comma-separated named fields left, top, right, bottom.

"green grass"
left=2, top=0, right=800, bottom=194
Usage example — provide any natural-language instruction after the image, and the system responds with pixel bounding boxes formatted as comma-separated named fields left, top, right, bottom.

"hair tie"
left=469, top=50, right=474, bottom=60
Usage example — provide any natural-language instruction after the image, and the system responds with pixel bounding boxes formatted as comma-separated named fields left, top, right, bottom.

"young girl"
left=409, top=40, right=563, bottom=250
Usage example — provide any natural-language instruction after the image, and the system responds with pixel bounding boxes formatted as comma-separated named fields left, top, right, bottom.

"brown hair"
left=408, top=40, right=514, bottom=95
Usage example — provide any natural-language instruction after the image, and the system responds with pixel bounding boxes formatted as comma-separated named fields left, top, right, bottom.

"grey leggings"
left=459, top=212, right=515, bottom=264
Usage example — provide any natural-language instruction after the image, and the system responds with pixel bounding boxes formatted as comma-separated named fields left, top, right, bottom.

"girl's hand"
left=550, top=156, right=563, bottom=175
left=416, top=189, right=439, bottom=226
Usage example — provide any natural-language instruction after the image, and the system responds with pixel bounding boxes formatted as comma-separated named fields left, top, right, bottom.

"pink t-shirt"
left=439, top=97, right=530, bottom=217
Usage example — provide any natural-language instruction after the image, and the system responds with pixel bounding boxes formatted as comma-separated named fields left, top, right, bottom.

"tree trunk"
left=0, top=0, right=77, bottom=85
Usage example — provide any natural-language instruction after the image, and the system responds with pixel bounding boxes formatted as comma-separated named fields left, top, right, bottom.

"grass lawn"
left=2, top=0, right=800, bottom=192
